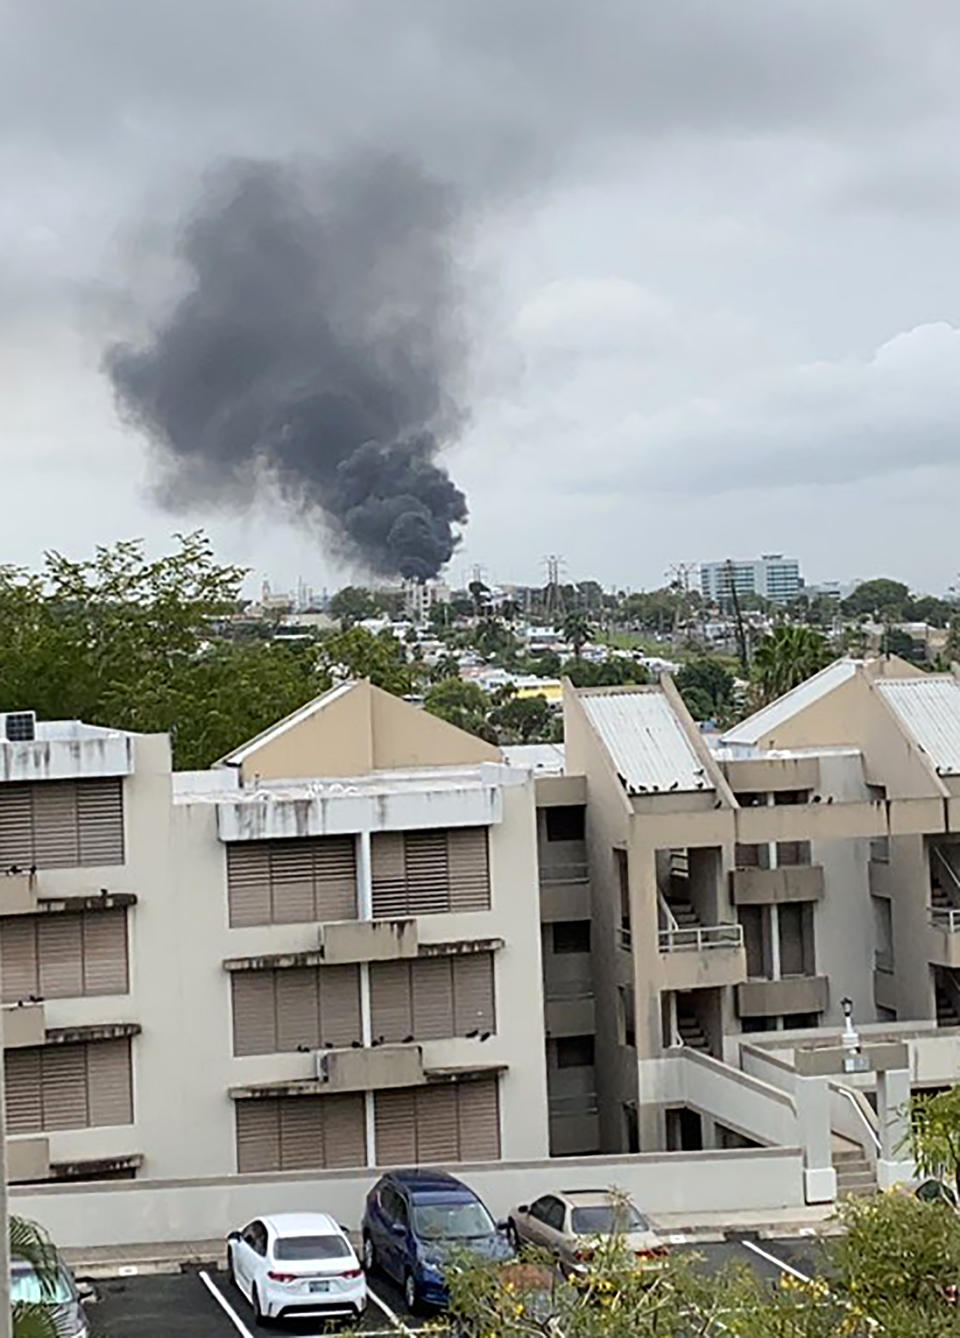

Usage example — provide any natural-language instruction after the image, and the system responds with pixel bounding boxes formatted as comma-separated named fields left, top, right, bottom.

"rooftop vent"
left=3, top=712, right=36, bottom=743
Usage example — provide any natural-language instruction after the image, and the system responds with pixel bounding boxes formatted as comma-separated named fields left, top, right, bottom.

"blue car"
left=361, top=1168, right=514, bottom=1311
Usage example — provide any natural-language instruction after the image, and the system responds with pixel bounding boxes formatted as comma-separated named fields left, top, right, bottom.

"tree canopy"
left=752, top=623, right=832, bottom=705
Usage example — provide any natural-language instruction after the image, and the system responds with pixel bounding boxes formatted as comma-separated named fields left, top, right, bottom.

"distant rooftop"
left=579, top=687, right=711, bottom=794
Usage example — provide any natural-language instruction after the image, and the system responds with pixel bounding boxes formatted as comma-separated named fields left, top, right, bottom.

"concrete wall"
left=11, top=1148, right=806, bottom=1249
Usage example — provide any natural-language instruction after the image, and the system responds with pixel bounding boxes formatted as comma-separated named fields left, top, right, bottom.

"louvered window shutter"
left=279, top=1099, right=325, bottom=1170
left=416, top=1085, right=459, bottom=1162
left=41, top=1043, right=88, bottom=1130
left=270, top=844, right=316, bottom=924
left=236, top=1099, right=280, bottom=1173
left=81, top=909, right=129, bottom=995
left=314, top=838, right=358, bottom=920
left=404, top=831, right=450, bottom=914
left=5, top=1049, right=42, bottom=1133
left=227, top=845, right=271, bottom=926
left=370, top=962, right=413, bottom=1043
left=453, top=954, right=495, bottom=1035
left=231, top=971, right=278, bottom=1056
left=76, top=779, right=124, bottom=865
left=371, top=834, right=407, bottom=917
left=33, top=783, right=80, bottom=869
left=448, top=829, right=491, bottom=911
left=456, top=1078, right=501, bottom=1160
left=0, top=920, right=38, bottom=1003
left=275, top=968, right=320, bottom=1052
left=411, top=959, right=454, bottom=1039
left=37, top=915, right=84, bottom=998
left=322, top=1094, right=366, bottom=1168
left=318, top=965, right=362, bottom=1047
left=374, top=1089, right=417, bottom=1166
left=87, top=1038, right=133, bottom=1126
left=0, top=786, right=34, bottom=867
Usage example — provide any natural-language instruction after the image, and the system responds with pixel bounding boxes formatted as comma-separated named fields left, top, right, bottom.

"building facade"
left=700, top=554, right=801, bottom=605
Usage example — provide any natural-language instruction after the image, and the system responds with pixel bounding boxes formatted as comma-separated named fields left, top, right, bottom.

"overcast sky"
left=4, top=1, right=960, bottom=595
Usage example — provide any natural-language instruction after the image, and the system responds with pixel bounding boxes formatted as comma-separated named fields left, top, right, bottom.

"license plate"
left=309, top=1280, right=331, bottom=1293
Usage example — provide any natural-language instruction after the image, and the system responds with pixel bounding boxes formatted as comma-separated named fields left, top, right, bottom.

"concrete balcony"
left=873, top=958, right=897, bottom=1012
left=723, top=755, right=820, bottom=795
left=868, top=858, right=896, bottom=900
left=545, top=992, right=596, bottom=1037
left=730, top=865, right=824, bottom=906
left=319, top=918, right=418, bottom=963
left=0, top=873, right=38, bottom=916
left=7, top=1138, right=49, bottom=1184
left=548, top=1094, right=600, bottom=1156
left=735, top=801, right=885, bottom=845
left=659, top=925, right=747, bottom=991
left=2, top=1003, right=45, bottom=1048
left=318, top=1044, right=425, bottom=1092
left=737, top=975, right=829, bottom=1018
left=539, top=869, right=590, bottom=922
left=928, top=909, right=960, bottom=969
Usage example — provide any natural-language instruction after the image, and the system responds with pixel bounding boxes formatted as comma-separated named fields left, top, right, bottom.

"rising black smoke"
left=105, top=156, right=469, bottom=579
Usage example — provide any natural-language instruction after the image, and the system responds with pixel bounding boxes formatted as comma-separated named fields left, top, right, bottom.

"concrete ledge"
left=731, top=866, right=825, bottom=905
left=737, top=977, right=828, bottom=1018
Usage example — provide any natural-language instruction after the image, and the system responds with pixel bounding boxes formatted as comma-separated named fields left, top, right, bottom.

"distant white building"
left=700, top=554, right=801, bottom=606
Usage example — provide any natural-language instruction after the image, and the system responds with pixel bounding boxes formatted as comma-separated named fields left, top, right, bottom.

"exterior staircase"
left=936, top=986, right=960, bottom=1028
left=833, top=1134, right=875, bottom=1197
left=676, top=1007, right=710, bottom=1052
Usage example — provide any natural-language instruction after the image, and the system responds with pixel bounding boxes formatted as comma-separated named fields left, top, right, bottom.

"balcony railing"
left=931, top=908, right=960, bottom=933
left=549, top=1093, right=599, bottom=1117
left=539, top=862, right=589, bottom=885
left=659, top=924, right=744, bottom=953
left=618, top=925, right=633, bottom=950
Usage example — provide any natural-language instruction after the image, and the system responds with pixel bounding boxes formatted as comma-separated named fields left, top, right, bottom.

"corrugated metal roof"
left=876, top=677, right=960, bottom=775
left=721, top=660, right=859, bottom=746
left=580, top=690, right=711, bottom=793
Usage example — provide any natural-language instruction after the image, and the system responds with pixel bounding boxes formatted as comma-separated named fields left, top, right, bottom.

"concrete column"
left=795, top=1074, right=836, bottom=1203
left=357, top=830, right=373, bottom=919
left=876, top=1066, right=914, bottom=1190
left=364, top=1091, right=377, bottom=1169
left=357, top=833, right=376, bottom=1166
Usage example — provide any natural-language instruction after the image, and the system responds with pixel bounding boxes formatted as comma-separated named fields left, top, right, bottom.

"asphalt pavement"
left=86, top=1236, right=830, bottom=1337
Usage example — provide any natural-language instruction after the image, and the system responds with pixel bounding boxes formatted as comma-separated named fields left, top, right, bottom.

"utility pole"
left=724, top=559, right=750, bottom=674
left=666, top=562, right=697, bottom=638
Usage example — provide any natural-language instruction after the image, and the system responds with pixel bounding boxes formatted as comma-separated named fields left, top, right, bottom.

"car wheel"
left=362, top=1233, right=377, bottom=1274
left=226, top=1249, right=237, bottom=1288
left=404, top=1272, right=422, bottom=1315
left=251, top=1285, right=271, bottom=1330
left=507, top=1220, right=521, bottom=1253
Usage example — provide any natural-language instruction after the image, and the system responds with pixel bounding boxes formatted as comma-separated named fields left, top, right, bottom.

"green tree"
left=473, top=618, right=520, bottom=664
left=491, top=695, right=553, bottom=744
left=883, top=626, right=926, bottom=664
left=911, top=595, right=954, bottom=628
left=561, top=612, right=593, bottom=661
left=841, top=578, right=911, bottom=620
left=675, top=658, right=736, bottom=722
left=328, top=585, right=380, bottom=627
left=752, top=624, right=831, bottom=705
left=11, top=1215, right=69, bottom=1338
left=947, top=615, right=960, bottom=663
left=423, top=678, right=496, bottom=742
left=319, top=627, right=412, bottom=697
left=562, top=657, right=648, bottom=688
left=430, top=653, right=462, bottom=684
left=906, top=1085, right=960, bottom=1200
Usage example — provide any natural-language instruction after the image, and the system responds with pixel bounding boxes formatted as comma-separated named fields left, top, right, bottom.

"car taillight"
left=267, top=1271, right=297, bottom=1283
left=573, top=1248, right=594, bottom=1263
left=341, top=1268, right=363, bottom=1279
left=635, top=1247, right=667, bottom=1261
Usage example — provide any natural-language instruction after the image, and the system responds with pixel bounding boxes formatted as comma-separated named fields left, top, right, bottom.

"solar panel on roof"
left=3, top=712, right=35, bottom=742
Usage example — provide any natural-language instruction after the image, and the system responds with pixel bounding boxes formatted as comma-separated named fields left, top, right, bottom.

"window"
left=778, top=903, right=814, bottom=977
left=275, top=1236, right=350, bottom=1261
left=545, top=807, right=585, bottom=842
left=741, top=1016, right=775, bottom=1032
left=0, top=779, right=124, bottom=870
left=369, top=953, right=495, bottom=1044
left=227, top=837, right=357, bottom=927
left=231, top=964, right=363, bottom=1055
left=556, top=1035, right=595, bottom=1069
left=774, top=790, right=810, bottom=806
left=528, top=1197, right=552, bottom=1223
left=1, top=908, right=129, bottom=1002
left=783, top=1013, right=818, bottom=1029
left=542, top=1198, right=566, bottom=1231
left=619, top=986, right=636, bottom=1047
left=371, top=829, right=490, bottom=917
left=615, top=849, right=630, bottom=934
left=872, top=896, right=893, bottom=970
left=551, top=921, right=591, bottom=955
left=735, top=843, right=768, bottom=869
left=571, top=1204, right=649, bottom=1235
left=235, top=1093, right=367, bottom=1173
left=5, top=1038, right=133, bottom=1133
left=373, top=1078, right=500, bottom=1165
left=777, top=841, right=811, bottom=866
left=738, top=906, right=768, bottom=979
left=242, top=1222, right=267, bottom=1256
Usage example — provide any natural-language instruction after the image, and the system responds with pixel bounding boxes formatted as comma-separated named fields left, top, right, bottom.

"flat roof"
left=579, top=688, right=711, bottom=794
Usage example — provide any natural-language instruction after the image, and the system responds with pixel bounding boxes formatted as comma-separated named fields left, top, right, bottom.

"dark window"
left=774, top=790, right=810, bottom=806
left=623, top=1104, right=639, bottom=1153
left=552, top=921, right=591, bottom=954
left=545, top=807, right=585, bottom=842
left=734, top=792, right=763, bottom=807
left=783, top=1013, right=819, bottom=1029
left=542, top=1198, right=566, bottom=1231
left=275, top=1236, right=350, bottom=1261
left=556, top=1035, right=595, bottom=1068
left=738, top=906, right=768, bottom=978
left=528, top=1197, right=552, bottom=1223
left=779, top=902, right=814, bottom=976
left=615, top=849, right=630, bottom=932
left=741, top=1017, right=775, bottom=1033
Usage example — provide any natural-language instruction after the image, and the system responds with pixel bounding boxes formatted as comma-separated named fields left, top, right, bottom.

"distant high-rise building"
left=699, top=554, right=802, bottom=606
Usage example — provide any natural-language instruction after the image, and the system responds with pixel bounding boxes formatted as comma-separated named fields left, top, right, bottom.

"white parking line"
left=198, top=1270, right=255, bottom=1338
left=739, top=1240, right=812, bottom=1283
left=368, top=1283, right=416, bottom=1338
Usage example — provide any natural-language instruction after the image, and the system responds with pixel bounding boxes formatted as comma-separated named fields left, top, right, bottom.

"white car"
left=227, top=1211, right=367, bottom=1325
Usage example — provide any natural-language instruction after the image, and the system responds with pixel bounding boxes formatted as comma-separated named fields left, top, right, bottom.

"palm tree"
left=11, top=1216, right=64, bottom=1338
left=751, top=623, right=831, bottom=705
left=562, top=612, right=593, bottom=662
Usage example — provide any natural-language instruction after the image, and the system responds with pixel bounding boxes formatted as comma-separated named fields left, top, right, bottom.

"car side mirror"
left=227, top=1230, right=241, bottom=1242
left=496, top=1219, right=509, bottom=1232
left=76, top=1282, right=97, bottom=1304
left=517, top=1205, right=529, bottom=1215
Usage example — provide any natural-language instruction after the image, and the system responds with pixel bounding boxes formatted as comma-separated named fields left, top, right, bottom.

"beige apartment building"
left=4, top=654, right=960, bottom=1215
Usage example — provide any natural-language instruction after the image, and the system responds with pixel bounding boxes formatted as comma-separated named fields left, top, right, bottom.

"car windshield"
left=412, top=1200, right=496, bottom=1240
left=274, top=1236, right=351, bottom=1261
left=10, top=1267, right=74, bottom=1305
left=571, top=1204, right=650, bottom=1235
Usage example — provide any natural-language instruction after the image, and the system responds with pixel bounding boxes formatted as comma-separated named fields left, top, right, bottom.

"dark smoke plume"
left=105, top=156, right=469, bottom=580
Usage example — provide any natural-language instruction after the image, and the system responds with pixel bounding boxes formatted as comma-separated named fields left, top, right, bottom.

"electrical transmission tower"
left=543, top=555, right=567, bottom=624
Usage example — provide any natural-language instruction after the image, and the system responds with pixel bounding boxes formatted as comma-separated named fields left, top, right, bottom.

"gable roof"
left=579, top=687, right=711, bottom=794
left=721, top=660, right=859, bottom=747
left=875, top=677, right=960, bottom=776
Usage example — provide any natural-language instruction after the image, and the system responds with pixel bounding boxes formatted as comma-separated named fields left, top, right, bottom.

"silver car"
left=508, top=1190, right=666, bottom=1275
left=10, top=1255, right=92, bottom=1338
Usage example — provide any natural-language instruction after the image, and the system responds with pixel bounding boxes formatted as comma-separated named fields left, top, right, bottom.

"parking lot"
left=88, top=1236, right=828, bottom=1337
